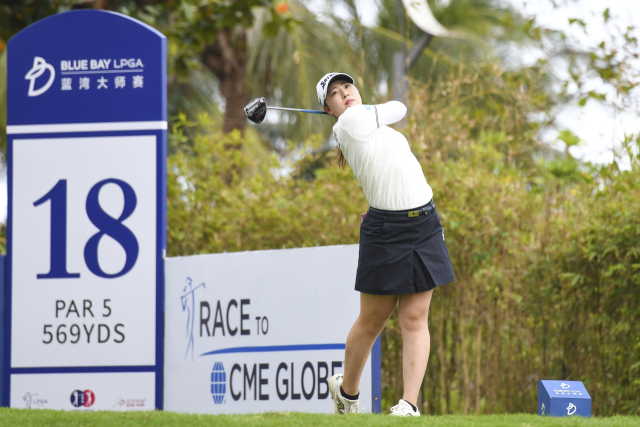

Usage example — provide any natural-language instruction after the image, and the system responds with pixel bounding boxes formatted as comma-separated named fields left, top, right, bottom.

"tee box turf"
left=538, top=380, right=591, bottom=417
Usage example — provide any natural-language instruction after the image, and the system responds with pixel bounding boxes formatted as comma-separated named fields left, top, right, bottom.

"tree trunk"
left=475, top=326, right=482, bottom=415
left=202, top=27, right=248, bottom=134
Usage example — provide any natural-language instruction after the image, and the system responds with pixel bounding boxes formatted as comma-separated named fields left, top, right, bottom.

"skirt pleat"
left=355, top=203, right=455, bottom=295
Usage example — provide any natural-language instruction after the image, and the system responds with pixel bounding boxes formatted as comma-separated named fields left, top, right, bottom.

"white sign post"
left=5, top=10, right=166, bottom=410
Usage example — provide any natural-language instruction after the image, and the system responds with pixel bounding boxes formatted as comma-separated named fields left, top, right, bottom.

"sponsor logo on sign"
left=567, top=402, right=577, bottom=415
left=25, top=57, right=55, bottom=97
left=113, top=398, right=147, bottom=408
left=70, top=390, right=96, bottom=408
left=320, top=73, right=335, bottom=90
left=211, top=362, right=226, bottom=404
left=541, top=403, right=545, bottom=415
left=56, top=58, right=145, bottom=92
left=553, top=382, right=582, bottom=395
left=23, top=392, right=48, bottom=409
left=181, top=277, right=206, bottom=361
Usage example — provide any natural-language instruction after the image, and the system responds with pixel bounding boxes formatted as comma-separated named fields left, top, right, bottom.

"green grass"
left=0, top=409, right=639, bottom=427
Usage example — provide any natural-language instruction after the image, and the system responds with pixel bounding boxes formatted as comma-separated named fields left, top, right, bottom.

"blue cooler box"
left=538, top=380, right=591, bottom=417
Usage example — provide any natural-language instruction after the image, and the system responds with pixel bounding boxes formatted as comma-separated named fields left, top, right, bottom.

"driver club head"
left=244, top=97, right=268, bottom=124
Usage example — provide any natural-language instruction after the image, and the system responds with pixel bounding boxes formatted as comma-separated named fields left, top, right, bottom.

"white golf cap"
left=316, top=72, right=355, bottom=106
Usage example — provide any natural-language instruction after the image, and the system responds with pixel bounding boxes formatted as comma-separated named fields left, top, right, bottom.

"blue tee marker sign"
left=538, top=380, right=591, bottom=417
left=5, top=10, right=166, bottom=410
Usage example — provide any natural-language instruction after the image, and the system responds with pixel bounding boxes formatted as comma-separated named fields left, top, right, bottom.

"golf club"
left=244, top=97, right=329, bottom=124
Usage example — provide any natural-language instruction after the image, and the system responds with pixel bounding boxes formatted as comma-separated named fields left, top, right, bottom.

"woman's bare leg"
left=341, top=293, right=397, bottom=396
left=398, top=289, right=434, bottom=406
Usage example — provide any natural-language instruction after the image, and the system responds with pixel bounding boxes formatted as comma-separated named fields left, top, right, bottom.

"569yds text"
left=43, top=323, right=124, bottom=344
left=42, top=299, right=125, bottom=344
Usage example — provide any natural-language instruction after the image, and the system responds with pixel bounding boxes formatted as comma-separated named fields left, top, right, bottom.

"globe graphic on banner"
left=211, top=362, right=226, bottom=404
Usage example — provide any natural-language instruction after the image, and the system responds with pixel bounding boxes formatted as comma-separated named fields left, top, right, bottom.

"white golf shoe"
left=329, top=374, right=364, bottom=414
left=390, top=399, right=420, bottom=416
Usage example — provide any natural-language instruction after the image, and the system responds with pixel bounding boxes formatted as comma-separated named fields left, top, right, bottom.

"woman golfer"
left=316, top=72, right=455, bottom=416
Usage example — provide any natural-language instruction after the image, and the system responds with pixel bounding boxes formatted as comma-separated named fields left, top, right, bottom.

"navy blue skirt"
left=355, top=200, right=455, bottom=295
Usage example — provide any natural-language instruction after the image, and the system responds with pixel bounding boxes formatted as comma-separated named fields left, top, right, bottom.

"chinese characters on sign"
left=60, top=75, right=143, bottom=91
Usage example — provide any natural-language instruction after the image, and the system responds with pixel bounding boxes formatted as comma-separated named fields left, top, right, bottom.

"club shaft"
left=267, top=106, right=329, bottom=115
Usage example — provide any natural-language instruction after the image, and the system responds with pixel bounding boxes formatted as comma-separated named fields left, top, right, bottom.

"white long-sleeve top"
left=333, top=101, right=433, bottom=210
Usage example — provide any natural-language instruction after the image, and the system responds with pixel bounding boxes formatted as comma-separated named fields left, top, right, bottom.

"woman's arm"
left=376, top=101, right=408, bottom=126
left=337, top=101, right=407, bottom=141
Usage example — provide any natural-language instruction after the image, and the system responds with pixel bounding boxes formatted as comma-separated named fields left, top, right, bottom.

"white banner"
left=164, top=245, right=378, bottom=414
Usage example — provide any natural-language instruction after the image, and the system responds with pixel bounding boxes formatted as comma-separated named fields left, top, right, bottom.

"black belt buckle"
left=419, top=203, right=433, bottom=216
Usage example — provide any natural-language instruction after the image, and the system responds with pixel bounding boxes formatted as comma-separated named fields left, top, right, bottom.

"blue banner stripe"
left=371, top=334, right=382, bottom=413
left=10, top=365, right=157, bottom=374
left=0, top=255, right=5, bottom=406
left=200, top=343, right=345, bottom=357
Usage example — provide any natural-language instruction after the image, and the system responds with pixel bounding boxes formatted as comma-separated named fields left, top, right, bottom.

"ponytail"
left=337, top=149, right=346, bottom=168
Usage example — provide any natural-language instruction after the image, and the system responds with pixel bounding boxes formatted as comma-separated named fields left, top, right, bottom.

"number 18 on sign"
left=5, top=10, right=166, bottom=410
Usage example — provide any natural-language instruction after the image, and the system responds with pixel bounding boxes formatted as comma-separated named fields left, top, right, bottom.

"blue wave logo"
left=211, top=362, right=226, bottom=404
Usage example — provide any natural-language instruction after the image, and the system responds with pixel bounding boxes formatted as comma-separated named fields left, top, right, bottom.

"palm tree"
left=322, top=0, right=523, bottom=97
left=242, top=0, right=517, bottom=144
left=244, top=3, right=379, bottom=146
